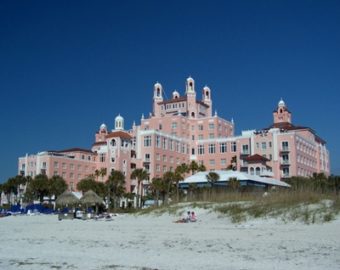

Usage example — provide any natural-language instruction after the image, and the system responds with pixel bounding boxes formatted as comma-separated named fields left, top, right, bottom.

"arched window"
left=250, top=167, right=254, bottom=175
left=255, top=167, right=261, bottom=176
left=206, top=91, right=209, bottom=98
left=280, top=108, right=283, bottom=113
left=191, top=112, right=195, bottom=117
left=111, top=139, right=116, bottom=146
left=157, top=88, right=160, bottom=96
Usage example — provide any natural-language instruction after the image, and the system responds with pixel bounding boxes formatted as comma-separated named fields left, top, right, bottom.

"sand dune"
left=0, top=209, right=339, bottom=270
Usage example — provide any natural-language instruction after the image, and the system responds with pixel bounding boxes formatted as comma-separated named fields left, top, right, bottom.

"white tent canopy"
left=180, top=170, right=290, bottom=188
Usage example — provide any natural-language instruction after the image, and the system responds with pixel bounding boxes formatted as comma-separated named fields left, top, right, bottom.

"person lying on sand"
left=174, top=211, right=191, bottom=223
left=190, top=211, right=197, bottom=222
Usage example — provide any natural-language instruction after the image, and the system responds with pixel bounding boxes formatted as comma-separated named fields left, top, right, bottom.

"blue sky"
left=0, top=0, right=339, bottom=182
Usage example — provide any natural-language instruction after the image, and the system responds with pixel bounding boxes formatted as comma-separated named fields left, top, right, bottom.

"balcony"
left=281, top=172, right=290, bottom=178
left=240, top=150, right=250, bottom=156
left=280, top=146, right=290, bottom=153
left=260, top=170, right=274, bottom=177
left=280, top=159, right=290, bottom=166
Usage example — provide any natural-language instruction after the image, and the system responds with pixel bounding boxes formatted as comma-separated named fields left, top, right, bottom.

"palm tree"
left=106, top=170, right=125, bottom=209
left=48, top=175, right=67, bottom=202
left=149, top=177, right=163, bottom=206
left=189, top=160, right=199, bottom=175
left=228, top=177, right=240, bottom=191
left=99, top=167, right=107, bottom=182
left=206, top=172, right=220, bottom=197
left=198, top=164, right=206, bottom=172
left=131, top=168, right=149, bottom=208
left=174, top=163, right=189, bottom=202
left=94, top=169, right=100, bottom=181
left=162, top=171, right=176, bottom=205
left=27, top=174, right=50, bottom=203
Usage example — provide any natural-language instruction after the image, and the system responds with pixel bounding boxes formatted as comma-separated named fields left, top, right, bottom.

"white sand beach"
left=0, top=209, right=339, bottom=270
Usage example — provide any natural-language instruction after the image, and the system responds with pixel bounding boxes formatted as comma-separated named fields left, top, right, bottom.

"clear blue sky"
left=1, top=0, right=339, bottom=182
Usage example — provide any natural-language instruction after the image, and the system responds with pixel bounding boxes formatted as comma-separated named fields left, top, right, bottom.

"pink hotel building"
left=18, top=77, right=330, bottom=191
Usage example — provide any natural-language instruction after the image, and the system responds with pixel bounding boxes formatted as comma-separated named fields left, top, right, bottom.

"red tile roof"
left=244, top=154, right=269, bottom=163
left=92, top=141, right=107, bottom=146
left=264, top=122, right=326, bottom=144
left=105, top=131, right=132, bottom=139
left=54, top=148, right=94, bottom=154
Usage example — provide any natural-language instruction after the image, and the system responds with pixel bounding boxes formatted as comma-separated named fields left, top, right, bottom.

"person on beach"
left=174, top=211, right=191, bottom=223
left=190, top=211, right=197, bottom=222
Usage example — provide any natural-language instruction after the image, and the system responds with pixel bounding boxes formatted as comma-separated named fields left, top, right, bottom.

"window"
left=209, top=123, right=215, bottom=130
left=255, top=167, right=261, bottom=176
left=192, top=148, right=195, bottom=155
left=171, top=122, right=177, bottom=129
left=208, top=144, right=216, bottom=154
left=159, top=124, right=162, bottom=130
left=282, top=154, right=289, bottom=164
left=156, top=136, right=160, bottom=148
left=262, top=142, right=267, bottom=150
left=81, top=155, right=85, bottom=160
left=88, top=156, right=91, bottom=161
left=162, top=137, right=167, bottom=149
left=269, top=154, right=272, bottom=160
left=198, top=145, right=204, bottom=155
left=283, top=167, right=289, bottom=177
left=221, top=159, right=226, bottom=167
left=256, top=143, right=259, bottom=149
left=209, top=159, right=215, bottom=166
left=77, top=165, right=81, bottom=171
left=42, top=162, right=47, bottom=169
left=54, top=162, right=59, bottom=168
left=220, top=142, right=227, bottom=153
left=70, top=173, right=74, bottom=179
left=198, top=124, right=204, bottom=131
left=111, top=139, right=116, bottom=147
left=100, top=153, right=105, bottom=162
left=269, top=142, right=272, bottom=148
left=170, top=156, right=174, bottom=163
left=156, top=153, right=160, bottom=161
left=231, top=142, right=237, bottom=152
left=176, top=142, right=180, bottom=152
left=163, top=155, right=167, bottom=162
left=282, top=141, right=289, bottom=150
left=145, top=154, right=150, bottom=162
left=198, top=134, right=203, bottom=140
left=144, top=135, right=152, bottom=147
left=70, top=164, right=74, bottom=170
left=53, top=171, right=58, bottom=176
left=192, top=135, right=195, bottom=140
left=209, top=133, right=214, bottom=139
left=156, top=164, right=160, bottom=172
left=163, top=165, right=167, bottom=173
left=181, top=143, right=185, bottom=154
left=62, top=163, right=66, bottom=170
left=168, top=139, right=173, bottom=151
left=242, top=145, right=249, bottom=154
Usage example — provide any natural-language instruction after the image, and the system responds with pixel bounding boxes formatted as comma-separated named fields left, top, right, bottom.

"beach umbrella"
left=80, top=190, right=104, bottom=205
left=56, top=191, right=80, bottom=206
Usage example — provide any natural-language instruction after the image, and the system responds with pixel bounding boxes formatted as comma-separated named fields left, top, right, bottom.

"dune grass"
left=136, top=190, right=340, bottom=224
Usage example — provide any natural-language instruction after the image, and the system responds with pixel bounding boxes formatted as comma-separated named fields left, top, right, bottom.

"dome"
left=278, top=98, right=286, bottom=107
left=115, top=114, right=124, bottom=131
left=115, top=114, right=123, bottom=121
left=172, top=90, right=180, bottom=99
left=100, top=123, right=107, bottom=130
left=154, top=82, right=162, bottom=89
left=203, top=85, right=210, bottom=91
left=186, top=76, right=194, bottom=81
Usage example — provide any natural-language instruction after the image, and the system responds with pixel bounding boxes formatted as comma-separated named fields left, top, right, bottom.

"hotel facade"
left=18, top=77, right=330, bottom=192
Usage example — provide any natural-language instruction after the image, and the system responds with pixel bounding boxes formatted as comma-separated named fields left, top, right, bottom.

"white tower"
left=114, top=114, right=124, bottom=131
left=185, top=76, right=195, bottom=94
